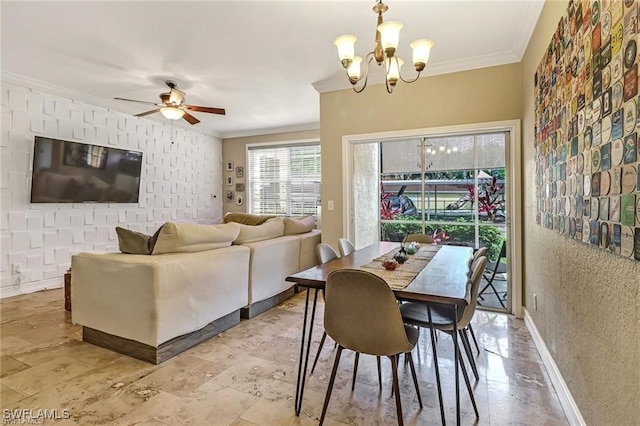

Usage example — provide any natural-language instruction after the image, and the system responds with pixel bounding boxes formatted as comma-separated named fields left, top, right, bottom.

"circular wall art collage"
left=535, top=0, right=640, bottom=260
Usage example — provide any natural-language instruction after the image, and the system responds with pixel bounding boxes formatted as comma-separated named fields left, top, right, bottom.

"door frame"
left=342, top=120, right=523, bottom=318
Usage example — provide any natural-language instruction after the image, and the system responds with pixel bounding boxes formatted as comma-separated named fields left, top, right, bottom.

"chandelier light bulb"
left=385, top=57, right=404, bottom=85
left=410, top=39, right=434, bottom=71
left=334, top=34, right=358, bottom=67
left=347, top=56, right=363, bottom=81
left=377, top=21, right=403, bottom=56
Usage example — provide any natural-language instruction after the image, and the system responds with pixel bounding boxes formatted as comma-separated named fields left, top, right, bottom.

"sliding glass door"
left=351, top=131, right=510, bottom=311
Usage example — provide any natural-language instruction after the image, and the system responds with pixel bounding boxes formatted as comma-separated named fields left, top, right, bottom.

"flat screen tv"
left=30, top=137, right=143, bottom=203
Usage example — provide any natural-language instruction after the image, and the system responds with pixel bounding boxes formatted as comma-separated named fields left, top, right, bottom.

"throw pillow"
left=115, top=227, right=152, bottom=254
left=151, top=222, right=241, bottom=254
left=233, top=217, right=285, bottom=244
left=223, top=212, right=276, bottom=226
left=283, top=216, right=316, bottom=235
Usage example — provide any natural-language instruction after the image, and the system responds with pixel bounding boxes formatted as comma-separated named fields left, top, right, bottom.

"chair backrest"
left=468, top=247, right=487, bottom=275
left=324, top=269, right=414, bottom=356
left=403, top=234, right=434, bottom=244
left=337, top=238, right=355, bottom=257
left=316, top=243, right=339, bottom=264
left=458, top=256, right=487, bottom=329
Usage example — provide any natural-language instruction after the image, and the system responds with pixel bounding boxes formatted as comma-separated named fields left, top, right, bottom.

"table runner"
left=360, top=244, right=442, bottom=289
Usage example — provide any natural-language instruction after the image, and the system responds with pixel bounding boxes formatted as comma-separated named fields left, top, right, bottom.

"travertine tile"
left=1, top=355, right=91, bottom=396
left=0, top=289, right=568, bottom=426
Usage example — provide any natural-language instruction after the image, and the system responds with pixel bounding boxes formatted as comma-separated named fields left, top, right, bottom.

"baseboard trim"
left=0, top=279, right=63, bottom=299
left=523, top=309, right=586, bottom=426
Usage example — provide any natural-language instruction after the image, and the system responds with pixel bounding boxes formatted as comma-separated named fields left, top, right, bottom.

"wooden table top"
left=286, top=242, right=473, bottom=306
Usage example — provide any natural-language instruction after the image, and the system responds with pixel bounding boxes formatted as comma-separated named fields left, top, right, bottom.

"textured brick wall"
left=0, top=78, right=223, bottom=298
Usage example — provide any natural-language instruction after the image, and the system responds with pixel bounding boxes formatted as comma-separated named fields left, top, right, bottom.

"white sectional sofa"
left=71, top=216, right=320, bottom=364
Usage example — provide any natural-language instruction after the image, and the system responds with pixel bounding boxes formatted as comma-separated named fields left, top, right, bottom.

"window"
left=247, top=143, right=321, bottom=217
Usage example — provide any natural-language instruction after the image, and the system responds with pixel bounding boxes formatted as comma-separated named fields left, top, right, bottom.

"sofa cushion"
left=233, top=218, right=285, bottom=244
left=284, top=216, right=316, bottom=235
left=223, top=212, right=276, bottom=226
left=116, top=227, right=151, bottom=254
left=151, top=222, right=240, bottom=254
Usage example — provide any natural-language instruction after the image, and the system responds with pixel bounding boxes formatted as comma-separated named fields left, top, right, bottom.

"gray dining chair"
left=337, top=238, right=355, bottom=257
left=399, top=256, right=487, bottom=420
left=320, top=269, right=422, bottom=426
left=312, top=243, right=382, bottom=392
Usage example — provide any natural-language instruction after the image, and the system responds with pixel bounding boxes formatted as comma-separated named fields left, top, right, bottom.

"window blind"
left=247, top=143, right=321, bottom=216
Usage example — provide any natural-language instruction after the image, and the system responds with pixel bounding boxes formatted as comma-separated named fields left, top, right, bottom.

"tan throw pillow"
left=223, top=212, right=276, bottom=226
left=151, top=222, right=240, bottom=254
left=283, top=216, right=316, bottom=235
left=233, top=217, right=285, bottom=244
left=115, top=227, right=151, bottom=254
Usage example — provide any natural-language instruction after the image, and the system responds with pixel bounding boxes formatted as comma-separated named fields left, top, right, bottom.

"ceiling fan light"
left=160, top=107, right=185, bottom=120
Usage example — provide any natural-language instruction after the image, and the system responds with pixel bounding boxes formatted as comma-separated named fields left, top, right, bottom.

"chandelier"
left=333, top=0, right=434, bottom=93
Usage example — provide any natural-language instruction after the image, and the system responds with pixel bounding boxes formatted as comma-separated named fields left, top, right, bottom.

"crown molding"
left=221, top=122, right=320, bottom=139
left=511, top=0, right=545, bottom=61
left=312, top=50, right=522, bottom=94
left=0, top=71, right=223, bottom=139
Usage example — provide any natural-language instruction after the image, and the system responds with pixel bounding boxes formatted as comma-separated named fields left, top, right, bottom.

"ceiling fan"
left=114, top=80, right=225, bottom=125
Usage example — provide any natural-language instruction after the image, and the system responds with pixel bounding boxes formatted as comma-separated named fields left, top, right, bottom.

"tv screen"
left=31, top=137, right=143, bottom=203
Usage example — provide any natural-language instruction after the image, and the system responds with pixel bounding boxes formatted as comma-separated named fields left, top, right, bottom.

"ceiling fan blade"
left=114, top=97, right=161, bottom=106
left=183, top=105, right=226, bottom=115
left=168, top=88, right=185, bottom=105
left=134, top=108, right=161, bottom=117
left=182, top=111, right=200, bottom=125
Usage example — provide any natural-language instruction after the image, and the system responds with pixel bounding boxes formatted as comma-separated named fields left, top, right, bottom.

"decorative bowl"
left=382, top=258, right=399, bottom=270
left=405, top=242, right=420, bottom=254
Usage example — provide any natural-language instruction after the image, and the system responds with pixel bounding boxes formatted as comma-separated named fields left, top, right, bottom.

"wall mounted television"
left=30, top=137, right=143, bottom=203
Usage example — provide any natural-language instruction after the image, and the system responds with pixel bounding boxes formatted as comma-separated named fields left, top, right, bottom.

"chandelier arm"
left=384, top=77, right=393, bottom=94
left=399, top=70, right=422, bottom=84
left=350, top=52, right=375, bottom=93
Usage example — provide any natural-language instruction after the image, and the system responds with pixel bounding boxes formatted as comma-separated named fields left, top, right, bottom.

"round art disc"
left=624, top=99, right=637, bottom=135
left=611, top=138, right=624, bottom=165
left=621, top=164, right=637, bottom=193
left=583, top=219, right=591, bottom=243
left=636, top=196, right=640, bottom=226
left=601, top=115, right=612, bottom=143
left=600, top=170, right=611, bottom=195
left=625, top=39, right=637, bottom=69
left=576, top=174, right=584, bottom=196
left=559, top=180, right=566, bottom=196
left=592, top=148, right=601, bottom=171
left=559, top=216, right=565, bottom=234
left=584, top=174, right=591, bottom=196
left=577, top=152, right=585, bottom=174
left=569, top=217, right=576, bottom=238
left=621, top=226, right=634, bottom=257
left=600, top=222, right=610, bottom=249
left=592, top=98, right=602, bottom=121
left=564, top=197, right=571, bottom=215
left=578, top=110, right=586, bottom=133
left=590, top=197, right=600, bottom=219
left=612, top=81, right=624, bottom=110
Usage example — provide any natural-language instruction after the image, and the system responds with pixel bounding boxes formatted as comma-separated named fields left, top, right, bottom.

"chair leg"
left=389, top=354, right=404, bottom=426
left=377, top=356, right=382, bottom=392
left=457, top=344, right=479, bottom=419
left=467, top=324, right=480, bottom=355
left=406, top=351, right=423, bottom=409
left=459, top=330, right=479, bottom=381
left=320, top=345, right=343, bottom=425
left=311, top=331, right=328, bottom=374
left=351, top=352, right=360, bottom=391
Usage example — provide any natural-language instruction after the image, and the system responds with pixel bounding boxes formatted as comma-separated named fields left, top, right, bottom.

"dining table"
left=285, top=241, right=474, bottom=426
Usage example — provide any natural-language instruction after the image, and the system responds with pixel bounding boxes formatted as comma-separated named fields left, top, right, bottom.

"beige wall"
left=319, top=63, right=523, bottom=247
left=521, top=1, right=640, bottom=424
left=222, top=130, right=320, bottom=215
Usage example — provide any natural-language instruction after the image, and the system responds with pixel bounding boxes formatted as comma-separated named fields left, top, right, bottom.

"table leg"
left=295, top=288, right=319, bottom=415
left=454, top=305, right=460, bottom=426
left=426, top=304, right=446, bottom=426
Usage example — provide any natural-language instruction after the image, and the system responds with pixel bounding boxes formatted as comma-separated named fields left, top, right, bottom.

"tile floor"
left=0, top=288, right=568, bottom=425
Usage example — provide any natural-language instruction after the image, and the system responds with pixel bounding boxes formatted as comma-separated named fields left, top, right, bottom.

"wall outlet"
left=533, top=293, right=538, bottom=311
left=12, top=264, right=22, bottom=275
left=327, top=200, right=335, bottom=211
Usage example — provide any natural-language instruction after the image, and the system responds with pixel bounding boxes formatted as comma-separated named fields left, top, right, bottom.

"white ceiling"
left=1, top=1, right=544, bottom=139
